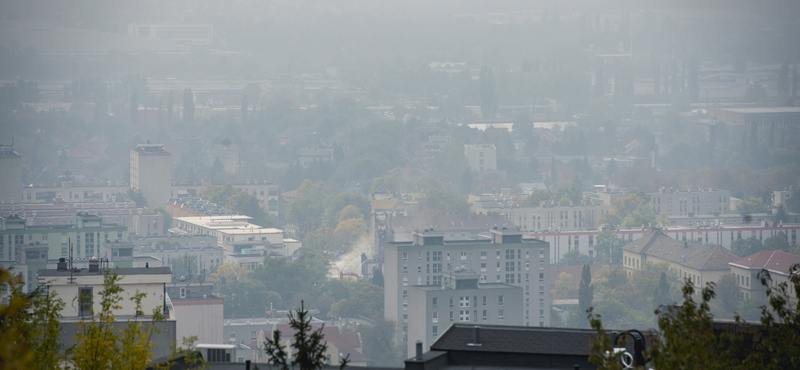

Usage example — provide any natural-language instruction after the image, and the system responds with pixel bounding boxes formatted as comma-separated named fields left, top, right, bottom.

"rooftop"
left=431, top=324, right=596, bottom=356
left=622, top=230, right=739, bottom=270
left=730, top=250, right=800, bottom=276
left=714, top=107, right=800, bottom=114
left=39, top=266, right=172, bottom=276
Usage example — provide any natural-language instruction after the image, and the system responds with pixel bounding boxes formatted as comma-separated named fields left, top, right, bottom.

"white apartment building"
left=407, top=269, right=522, bottom=357
left=464, top=144, right=497, bottom=171
left=385, top=228, right=550, bottom=344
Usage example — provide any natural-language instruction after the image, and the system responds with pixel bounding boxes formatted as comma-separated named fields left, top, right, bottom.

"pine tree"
left=653, top=272, right=671, bottom=310
left=264, top=301, right=349, bottom=370
left=371, top=267, right=384, bottom=288
left=578, top=264, right=594, bottom=327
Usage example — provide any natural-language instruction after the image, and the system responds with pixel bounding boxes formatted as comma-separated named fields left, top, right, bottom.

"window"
left=449, top=298, right=454, bottom=308
left=496, top=262, right=501, bottom=269
left=418, top=265, right=422, bottom=273
left=505, top=262, right=515, bottom=271
left=482, top=310, right=487, bottom=320
left=480, top=251, right=487, bottom=259
left=41, top=234, right=48, bottom=242
left=403, top=265, right=408, bottom=274
left=432, top=251, right=442, bottom=261
left=418, top=252, right=422, bottom=260
left=505, top=249, right=515, bottom=259
left=432, top=298, right=438, bottom=308
left=497, top=251, right=501, bottom=258
left=251, top=331, right=257, bottom=340
left=180, top=287, right=186, bottom=298
left=208, top=348, right=231, bottom=362
left=433, top=263, right=441, bottom=273
left=539, top=273, right=544, bottom=280
left=498, top=295, right=504, bottom=306
left=460, top=251, right=467, bottom=260
left=459, top=310, right=470, bottom=321
left=505, top=274, right=514, bottom=283
left=403, top=290, right=408, bottom=299
left=480, top=263, right=487, bottom=271
left=432, top=312, right=438, bottom=323
left=402, top=252, right=408, bottom=260
left=79, top=287, right=93, bottom=317
left=432, top=326, right=438, bottom=337
left=498, top=309, right=504, bottom=319
left=459, top=296, right=470, bottom=307
left=450, top=311, right=454, bottom=321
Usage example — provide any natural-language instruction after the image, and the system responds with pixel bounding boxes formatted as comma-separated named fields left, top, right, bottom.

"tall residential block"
left=385, top=228, right=550, bottom=345
left=131, top=144, right=171, bottom=207
left=464, top=144, right=497, bottom=171
left=0, top=144, right=22, bottom=203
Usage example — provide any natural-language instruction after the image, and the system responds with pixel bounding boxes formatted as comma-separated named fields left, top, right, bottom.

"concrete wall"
left=173, top=298, right=224, bottom=344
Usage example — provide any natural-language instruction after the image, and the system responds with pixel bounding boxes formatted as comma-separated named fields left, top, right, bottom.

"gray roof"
left=622, top=230, right=739, bottom=270
left=39, top=266, right=172, bottom=276
left=431, top=324, right=596, bottom=356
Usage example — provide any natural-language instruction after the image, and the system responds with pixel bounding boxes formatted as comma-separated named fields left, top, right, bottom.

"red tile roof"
left=730, top=250, right=800, bottom=276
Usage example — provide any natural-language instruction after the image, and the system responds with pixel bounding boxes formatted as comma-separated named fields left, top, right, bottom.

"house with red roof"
left=729, top=250, right=800, bottom=300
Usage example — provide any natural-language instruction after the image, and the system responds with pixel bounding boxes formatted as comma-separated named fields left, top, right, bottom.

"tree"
left=331, top=217, right=368, bottom=253
left=557, top=249, right=593, bottom=266
left=219, top=279, right=280, bottom=318
left=0, top=267, right=66, bottom=370
left=594, top=231, right=626, bottom=264
left=459, top=168, right=474, bottom=195
left=731, top=236, right=763, bottom=257
left=371, top=267, right=384, bottom=288
left=329, top=279, right=384, bottom=320
left=578, top=264, right=594, bottom=327
left=72, top=271, right=166, bottom=370
left=763, top=232, right=790, bottom=251
left=551, top=272, right=577, bottom=299
left=589, top=264, right=800, bottom=370
left=264, top=301, right=349, bottom=370
left=652, top=272, right=671, bottom=310
left=356, top=319, right=404, bottom=367
left=598, top=193, right=656, bottom=228
left=714, top=273, right=740, bottom=316
left=153, top=207, right=173, bottom=234
left=735, top=196, right=769, bottom=214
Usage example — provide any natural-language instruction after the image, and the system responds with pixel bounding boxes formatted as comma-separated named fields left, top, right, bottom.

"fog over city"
left=2, top=0, right=800, bottom=368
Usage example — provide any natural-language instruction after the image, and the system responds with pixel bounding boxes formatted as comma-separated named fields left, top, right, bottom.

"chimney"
left=88, top=256, right=100, bottom=272
left=57, top=257, right=68, bottom=271
left=415, top=341, right=423, bottom=360
left=468, top=326, right=482, bottom=346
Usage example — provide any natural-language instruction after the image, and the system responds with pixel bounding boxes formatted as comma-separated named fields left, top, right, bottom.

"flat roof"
left=39, top=266, right=172, bottom=276
left=715, top=107, right=800, bottom=114
left=412, top=282, right=520, bottom=291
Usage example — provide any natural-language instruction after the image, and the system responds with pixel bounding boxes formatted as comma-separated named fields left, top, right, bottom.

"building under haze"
left=385, top=228, right=550, bottom=346
left=130, top=143, right=172, bottom=208
left=464, top=144, right=497, bottom=172
left=0, top=144, right=23, bottom=203
left=406, top=268, right=523, bottom=357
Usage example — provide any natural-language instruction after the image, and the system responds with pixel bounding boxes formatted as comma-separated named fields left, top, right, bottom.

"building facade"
left=464, top=144, right=497, bottom=171
left=647, top=188, right=730, bottom=216
left=621, top=230, right=739, bottom=287
left=407, top=269, right=522, bottom=357
left=385, top=228, right=550, bottom=344
left=0, top=144, right=22, bottom=203
left=729, top=250, right=800, bottom=300
left=166, top=282, right=224, bottom=344
left=130, top=143, right=172, bottom=208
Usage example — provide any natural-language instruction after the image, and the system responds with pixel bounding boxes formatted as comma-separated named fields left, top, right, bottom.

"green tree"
left=714, top=273, right=740, bottom=316
left=219, top=279, right=280, bottom=317
left=153, top=207, right=173, bottom=234
left=594, top=230, right=626, bottom=264
left=286, top=180, right=328, bottom=239
left=264, top=302, right=349, bottom=370
left=578, top=264, right=593, bottom=327
left=337, top=205, right=364, bottom=224
left=371, top=267, right=384, bottom=288
left=557, top=249, right=593, bottom=266
left=329, top=279, right=384, bottom=320
left=735, top=196, right=769, bottom=214
left=598, top=193, right=656, bottom=228
left=764, top=232, right=790, bottom=251
left=652, top=272, right=671, bottom=310
left=331, top=218, right=368, bottom=253
left=731, top=236, right=763, bottom=257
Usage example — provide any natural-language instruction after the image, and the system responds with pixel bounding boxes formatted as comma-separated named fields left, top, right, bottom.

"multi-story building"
left=206, top=143, right=240, bottom=174
left=171, top=182, right=280, bottom=218
left=22, top=182, right=129, bottom=204
left=385, top=228, right=550, bottom=344
left=621, top=230, right=739, bottom=286
left=37, top=258, right=176, bottom=359
left=387, top=213, right=510, bottom=243
left=133, top=236, right=224, bottom=279
left=0, top=143, right=22, bottom=203
left=667, top=212, right=800, bottom=228
left=407, top=269, right=522, bottom=357
left=708, top=107, right=800, bottom=146
left=0, top=202, right=164, bottom=237
left=464, top=144, right=497, bottom=171
left=171, top=216, right=300, bottom=268
left=130, top=143, right=172, bottom=208
left=729, top=250, right=800, bottom=300
left=127, top=23, right=214, bottom=45
left=1, top=213, right=130, bottom=291
left=526, top=223, right=800, bottom=264
left=500, top=204, right=611, bottom=232
left=647, top=188, right=730, bottom=216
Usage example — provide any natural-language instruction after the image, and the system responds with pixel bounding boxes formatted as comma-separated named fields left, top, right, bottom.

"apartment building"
left=464, top=144, right=497, bottom=171
left=647, top=188, right=730, bottom=216
left=501, top=204, right=611, bottom=232
left=1, top=213, right=130, bottom=291
left=385, top=228, right=550, bottom=344
left=407, top=269, right=522, bottom=357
